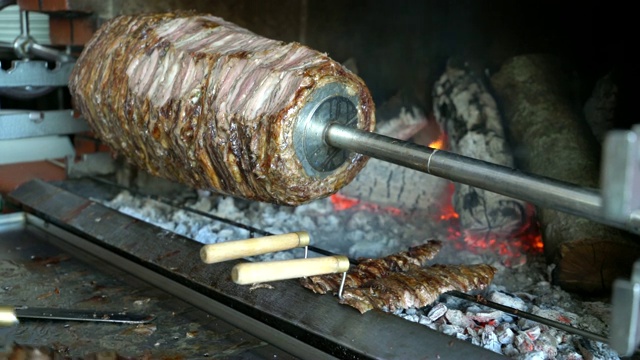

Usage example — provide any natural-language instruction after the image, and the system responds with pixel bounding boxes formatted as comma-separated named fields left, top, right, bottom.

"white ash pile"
left=396, top=283, right=616, bottom=359
left=103, top=191, right=619, bottom=359
left=105, top=190, right=442, bottom=262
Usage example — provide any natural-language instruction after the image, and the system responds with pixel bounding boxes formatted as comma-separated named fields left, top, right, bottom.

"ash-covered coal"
left=103, top=190, right=619, bottom=359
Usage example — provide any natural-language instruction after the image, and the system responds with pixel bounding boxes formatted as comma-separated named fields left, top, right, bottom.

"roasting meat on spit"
left=69, top=12, right=375, bottom=205
left=300, top=241, right=497, bottom=313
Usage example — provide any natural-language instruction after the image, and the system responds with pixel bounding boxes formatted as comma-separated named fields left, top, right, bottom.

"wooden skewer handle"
left=200, top=231, right=310, bottom=264
left=231, top=256, right=350, bottom=285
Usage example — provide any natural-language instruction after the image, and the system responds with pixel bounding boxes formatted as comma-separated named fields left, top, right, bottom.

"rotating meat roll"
left=69, top=12, right=375, bottom=205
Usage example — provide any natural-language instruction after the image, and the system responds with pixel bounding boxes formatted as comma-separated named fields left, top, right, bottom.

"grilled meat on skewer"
left=340, top=264, right=497, bottom=313
left=300, top=240, right=443, bottom=294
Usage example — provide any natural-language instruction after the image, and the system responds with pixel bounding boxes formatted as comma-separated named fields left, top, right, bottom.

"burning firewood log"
left=338, top=94, right=449, bottom=214
left=490, top=54, right=640, bottom=293
left=433, top=58, right=528, bottom=239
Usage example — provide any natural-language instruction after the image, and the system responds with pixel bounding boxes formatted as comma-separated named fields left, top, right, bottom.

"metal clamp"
left=601, top=125, right=640, bottom=233
left=611, top=260, right=640, bottom=356
left=293, top=82, right=361, bottom=177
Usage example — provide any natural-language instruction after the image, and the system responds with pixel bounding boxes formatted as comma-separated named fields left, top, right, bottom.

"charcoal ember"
left=481, top=325, right=502, bottom=354
left=440, top=323, right=465, bottom=337
left=519, top=351, right=547, bottom=360
left=531, top=307, right=579, bottom=325
left=445, top=309, right=474, bottom=328
left=488, top=290, right=528, bottom=311
left=419, top=317, right=438, bottom=330
left=515, top=332, right=536, bottom=353
left=581, top=301, right=612, bottom=321
left=418, top=315, right=434, bottom=327
left=340, top=264, right=497, bottom=313
left=427, top=302, right=447, bottom=321
left=534, top=333, right=558, bottom=359
left=576, top=338, right=619, bottom=360
left=524, top=326, right=542, bottom=341
left=517, top=318, right=539, bottom=330
left=399, top=313, right=420, bottom=322
left=467, top=310, right=503, bottom=324
left=576, top=314, right=608, bottom=334
left=466, top=326, right=479, bottom=338
left=564, top=351, right=586, bottom=360
left=300, top=240, right=442, bottom=294
left=470, top=332, right=482, bottom=347
left=69, top=12, right=374, bottom=206
left=496, top=324, right=515, bottom=345
left=503, top=344, right=520, bottom=357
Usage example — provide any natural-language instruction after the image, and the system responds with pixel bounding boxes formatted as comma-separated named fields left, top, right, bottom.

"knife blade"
left=13, top=306, right=154, bottom=324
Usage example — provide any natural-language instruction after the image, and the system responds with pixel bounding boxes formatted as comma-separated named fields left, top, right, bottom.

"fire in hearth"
left=331, top=131, right=543, bottom=266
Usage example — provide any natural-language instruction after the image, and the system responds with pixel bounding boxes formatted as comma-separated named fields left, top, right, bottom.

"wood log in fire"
left=583, top=72, right=617, bottom=144
left=433, top=59, right=528, bottom=239
left=490, top=54, right=640, bottom=293
left=339, top=95, right=449, bottom=214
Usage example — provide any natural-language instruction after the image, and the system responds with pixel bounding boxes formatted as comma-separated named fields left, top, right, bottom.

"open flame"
left=330, top=193, right=404, bottom=216
left=435, top=182, right=543, bottom=266
left=330, top=127, right=543, bottom=265
left=329, top=132, right=446, bottom=214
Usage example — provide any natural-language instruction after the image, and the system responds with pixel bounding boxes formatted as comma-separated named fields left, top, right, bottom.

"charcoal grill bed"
left=5, top=178, right=502, bottom=359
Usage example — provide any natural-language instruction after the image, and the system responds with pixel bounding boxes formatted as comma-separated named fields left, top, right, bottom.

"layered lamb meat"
left=69, top=12, right=375, bottom=205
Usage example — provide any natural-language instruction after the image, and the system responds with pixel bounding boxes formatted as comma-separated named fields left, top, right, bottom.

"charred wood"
left=490, top=54, right=640, bottom=293
left=339, top=96, right=448, bottom=213
left=433, top=59, right=527, bottom=238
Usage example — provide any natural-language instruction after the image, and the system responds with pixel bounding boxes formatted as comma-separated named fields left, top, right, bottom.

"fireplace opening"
left=3, top=0, right=638, bottom=358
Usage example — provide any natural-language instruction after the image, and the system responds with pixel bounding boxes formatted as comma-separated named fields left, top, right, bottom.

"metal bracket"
left=0, top=60, right=75, bottom=87
left=0, top=110, right=89, bottom=140
left=601, top=125, right=640, bottom=233
left=611, top=260, right=640, bottom=356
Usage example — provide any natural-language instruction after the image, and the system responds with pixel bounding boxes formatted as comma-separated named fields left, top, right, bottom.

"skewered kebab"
left=340, top=264, right=497, bottom=313
left=69, top=12, right=374, bottom=206
left=300, top=241, right=496, bottom=314
left=300, top=240, right=443, bottom=294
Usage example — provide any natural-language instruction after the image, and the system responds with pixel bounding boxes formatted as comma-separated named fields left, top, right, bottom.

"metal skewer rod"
left=324, top=123, right=633, bottom=234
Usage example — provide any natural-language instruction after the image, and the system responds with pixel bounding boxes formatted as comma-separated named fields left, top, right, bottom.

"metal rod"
left=445, top=290, right=609, bottom=344
left=325, top=123, right=632, bottom=232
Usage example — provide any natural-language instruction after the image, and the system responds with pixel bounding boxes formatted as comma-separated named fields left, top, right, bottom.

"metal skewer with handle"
left=200, top=231, right=350, bottom=285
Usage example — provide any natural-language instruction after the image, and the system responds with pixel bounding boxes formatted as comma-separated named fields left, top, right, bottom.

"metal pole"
left=325, top=123, right=632, bottom=233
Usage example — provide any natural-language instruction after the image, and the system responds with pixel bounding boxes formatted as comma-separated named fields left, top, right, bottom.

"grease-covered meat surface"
left=299, top=240, right=443, bottom=294
left=69, top=12, right=374, bottom=205
left=340, top=264, right=497, bottom=313
left=300, top=240, right=496, bottom=314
